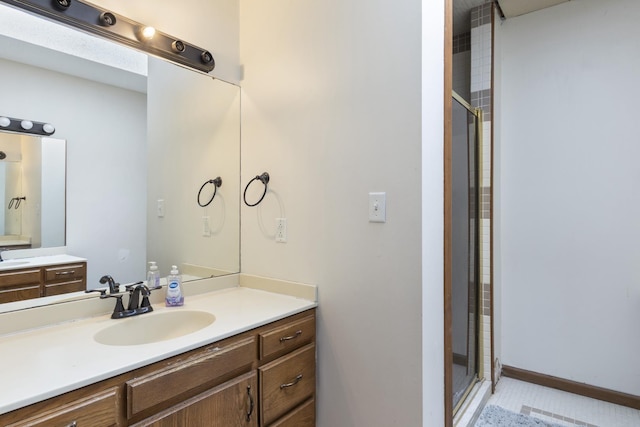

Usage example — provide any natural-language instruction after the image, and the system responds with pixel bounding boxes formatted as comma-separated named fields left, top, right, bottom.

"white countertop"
left=0, top=254, right=86, bottom=271
left=0, top=285, right=316, bottom=415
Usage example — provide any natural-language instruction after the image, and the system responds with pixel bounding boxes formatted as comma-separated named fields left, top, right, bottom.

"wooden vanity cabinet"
left=0, top=262, right=86, bottom=303
left=0, top=308, right=316, bottom=427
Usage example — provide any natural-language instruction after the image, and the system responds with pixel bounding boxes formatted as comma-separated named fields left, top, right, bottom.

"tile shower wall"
left=470, top=2, right=493, bottom=383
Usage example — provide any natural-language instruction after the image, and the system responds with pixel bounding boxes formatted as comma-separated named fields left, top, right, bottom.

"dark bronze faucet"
left=86, top=277, right=160, bottom=319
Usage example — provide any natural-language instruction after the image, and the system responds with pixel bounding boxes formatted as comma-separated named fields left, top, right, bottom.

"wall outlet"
left=276, top=218, right=287, bottom=243
left=202, top=216, right=211, bottom=237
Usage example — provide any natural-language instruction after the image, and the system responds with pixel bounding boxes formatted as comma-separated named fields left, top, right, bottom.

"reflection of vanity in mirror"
left=0, top=3, right=240, bottom=309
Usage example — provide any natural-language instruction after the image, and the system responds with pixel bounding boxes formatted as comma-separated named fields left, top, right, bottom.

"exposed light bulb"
left=0, top=117, right=10, bottom=128
left=20, top=120, right=33, bottom=130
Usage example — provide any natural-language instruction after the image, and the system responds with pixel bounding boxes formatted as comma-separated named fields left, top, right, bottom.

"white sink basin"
left=0, top=260, right=30, bottom=269
left=94, top=310, right=216, bottom=346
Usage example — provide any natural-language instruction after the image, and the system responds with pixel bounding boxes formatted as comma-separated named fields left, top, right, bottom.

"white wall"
left=240, top=0, right=444, bottom=425
left=496, top=0, right=640, bottom=395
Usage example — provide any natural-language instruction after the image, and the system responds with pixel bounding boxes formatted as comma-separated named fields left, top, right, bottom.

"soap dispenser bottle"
left=165, top=265, right=184, bottom=307
left=146, top=262, right=160, bottom=288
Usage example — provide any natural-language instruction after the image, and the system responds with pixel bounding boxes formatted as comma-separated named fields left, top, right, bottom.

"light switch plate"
left=369, top=192, right=386, bottom=223
left=157, top=199, right=165, bottom=218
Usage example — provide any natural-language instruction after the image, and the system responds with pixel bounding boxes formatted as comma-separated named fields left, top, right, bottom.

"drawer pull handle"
left=279, top=330, right=302, bottom=342
left=55, top=270, right=75, bottom=276
left=66, top=421, right=77, bottom=427
left=246, top=384, right=254, bottom=421
left=280, top=374, right=303, bottom=389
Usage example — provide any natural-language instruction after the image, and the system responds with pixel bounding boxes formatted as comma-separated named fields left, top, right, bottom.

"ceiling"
left=454, top=0, right=571, bottom=35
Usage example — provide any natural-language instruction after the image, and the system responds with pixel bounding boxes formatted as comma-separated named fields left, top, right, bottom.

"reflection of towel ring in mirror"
left=8, top=196, right=26, bottom=210
left=197, top=177, right=222, bottom=207
left=243, top=172, right=270, bottom=207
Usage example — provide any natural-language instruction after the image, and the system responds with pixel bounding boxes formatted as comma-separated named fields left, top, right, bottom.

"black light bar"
left=0, top=0, right=215, bottom=73
left=0, top=115, right=55, bottom=136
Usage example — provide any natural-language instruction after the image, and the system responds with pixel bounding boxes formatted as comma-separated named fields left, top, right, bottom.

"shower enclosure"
left=451, top=91, right=482, bottom=412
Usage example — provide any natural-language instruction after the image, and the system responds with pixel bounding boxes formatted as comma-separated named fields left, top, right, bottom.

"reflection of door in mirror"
left=0, top=133, right=65, bottom=250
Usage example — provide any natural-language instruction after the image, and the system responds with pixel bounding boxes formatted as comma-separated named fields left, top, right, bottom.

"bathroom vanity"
left=0, top=277, right=317, bottom=427
left=0, top=255, right=87, bottom=303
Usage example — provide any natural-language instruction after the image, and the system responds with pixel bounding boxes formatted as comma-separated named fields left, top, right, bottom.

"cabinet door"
left=134, top=371, right=258, bottom=427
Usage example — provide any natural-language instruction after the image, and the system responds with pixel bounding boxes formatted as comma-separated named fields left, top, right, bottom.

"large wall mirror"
left=0, top=3, right=240, bottom=308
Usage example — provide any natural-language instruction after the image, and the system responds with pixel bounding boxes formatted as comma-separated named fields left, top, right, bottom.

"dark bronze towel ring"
left=197, top=177, right=222, bottom=207
left=243, top=172, right=270, bottom=207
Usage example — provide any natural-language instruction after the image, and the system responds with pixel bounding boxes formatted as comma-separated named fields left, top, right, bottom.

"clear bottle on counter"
left=146, top=261, right=160, bottom=288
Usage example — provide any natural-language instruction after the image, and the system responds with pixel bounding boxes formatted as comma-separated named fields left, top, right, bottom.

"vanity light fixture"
left=0, top=116, right=56, bottom=136
left=0, top=0, right=215, bottom=73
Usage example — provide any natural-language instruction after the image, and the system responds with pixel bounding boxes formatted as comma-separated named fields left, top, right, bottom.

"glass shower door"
left=451, top=92, right=480, bottom=411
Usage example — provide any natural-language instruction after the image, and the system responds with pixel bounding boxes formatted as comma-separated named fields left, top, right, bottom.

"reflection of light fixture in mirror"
left=43, top=123, right=56, bottom=134
left=0, top=0, right=215, bottom=72
left=0, top=115, right=56, bottom=136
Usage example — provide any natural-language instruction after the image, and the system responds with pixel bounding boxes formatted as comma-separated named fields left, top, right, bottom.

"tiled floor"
left=484, top=377, right=640, bottom=427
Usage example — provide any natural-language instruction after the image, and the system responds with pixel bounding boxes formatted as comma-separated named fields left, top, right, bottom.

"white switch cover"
left=157, top=199, right=165, bottom=218
left=276, top=218, right=287, bottom=242
left=369, top=192, right=386, bottom=223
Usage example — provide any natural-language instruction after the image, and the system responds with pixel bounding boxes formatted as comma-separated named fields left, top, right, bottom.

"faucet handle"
left=85, top=288, right=107, bottom=297
left=124, top=281, right=144, bottom=292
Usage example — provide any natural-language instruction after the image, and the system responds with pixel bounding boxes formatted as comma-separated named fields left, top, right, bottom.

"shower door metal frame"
left=451, top=90, right=483, bottom=416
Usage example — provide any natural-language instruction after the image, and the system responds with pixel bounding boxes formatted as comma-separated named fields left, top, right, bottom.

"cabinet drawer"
left=44, top=263, right=86, bottom=283
left=44, top=279, right=86, bottom=296
left=259, top=343, right=315, bottom=426
left=126, top=336, right=256, bottom=418
left=268, top=398, right=315, bottom=427
left=0, top=285, right=40, bottom=303
left=0, top=269, right=41, bottom=288
left=259, top=315, right=315, bottom=360
left=5, top=387, right=119, bottom=427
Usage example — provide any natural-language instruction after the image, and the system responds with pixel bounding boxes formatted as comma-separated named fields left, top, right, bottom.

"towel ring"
left=197, top=177, right=222, bottom=207
left=243, top=172, right=270, bottom=207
